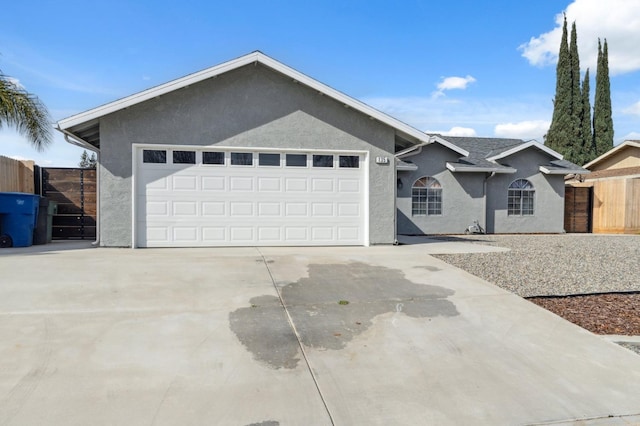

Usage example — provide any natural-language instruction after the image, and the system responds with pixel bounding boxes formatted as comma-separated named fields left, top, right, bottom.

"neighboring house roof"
left=441, top=136, right=523, bottom=174
left=578, top=166, right=640, bottom=180
left=583, top=140, right=640, bottom=170
left=398, top=135, right=587, bottom=175
left=539, top=159, right=590, bottom=175
left=57, top=51, right=435, bottom=151
left=395, top=134, right=469, bottom=158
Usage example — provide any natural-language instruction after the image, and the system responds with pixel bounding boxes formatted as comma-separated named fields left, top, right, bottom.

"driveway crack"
left=255, top=248, right=335, bottom=426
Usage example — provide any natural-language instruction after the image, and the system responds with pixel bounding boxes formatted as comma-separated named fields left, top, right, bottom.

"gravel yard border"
left=430, top=234, right=640, bottom=297
left=429, top=234, right=640, bottom=337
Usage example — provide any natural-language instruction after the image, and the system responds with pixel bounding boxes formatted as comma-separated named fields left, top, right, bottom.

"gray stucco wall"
left=486, top=149, right=565, bottom=233
left=396, top=144, right=485, bottom=234
left=98, top=64, right=396, bottom=247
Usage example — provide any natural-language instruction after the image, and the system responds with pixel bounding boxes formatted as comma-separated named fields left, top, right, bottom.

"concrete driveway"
left=1, top=241, right=639, bottom=425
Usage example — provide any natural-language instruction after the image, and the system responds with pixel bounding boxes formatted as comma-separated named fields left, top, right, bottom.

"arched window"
left=508, top=179, right=534, bottom=216
left=412, top=177, right=442, bottom=216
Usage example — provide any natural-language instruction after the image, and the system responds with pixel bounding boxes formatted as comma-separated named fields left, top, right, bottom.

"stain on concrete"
left=230, top=262, right=458, bottom=369
left=415, top=265, right=442, bottom=272
left=245, top=421, right=279, bottom=426
left=229, top=295, right=301, bottom=369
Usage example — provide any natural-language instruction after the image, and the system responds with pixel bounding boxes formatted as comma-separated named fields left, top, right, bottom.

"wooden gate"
left=564, top=186, right=592, bottom=233
left=38, top=168, right=97, bottom=240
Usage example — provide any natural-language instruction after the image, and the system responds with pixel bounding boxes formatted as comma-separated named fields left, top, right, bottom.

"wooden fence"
left=592, top=178, right=640, bottom=234
left=40, top=168, right=97, bottom=240
left=564, top=186, right=592, bottom=233
left=0, top=155, right=35, bottom=193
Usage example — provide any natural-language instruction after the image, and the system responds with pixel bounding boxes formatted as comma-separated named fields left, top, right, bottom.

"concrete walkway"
left=1, top=241, right=639, bottom=425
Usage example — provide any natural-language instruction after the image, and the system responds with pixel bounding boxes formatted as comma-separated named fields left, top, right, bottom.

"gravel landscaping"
left=431, top=234, right=640, bottom=297
left=431, top=234, right=640, bottom=337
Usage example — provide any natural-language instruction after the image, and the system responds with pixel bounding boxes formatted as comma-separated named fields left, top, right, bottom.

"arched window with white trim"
left=412, top=177, right=442, bottom=216
left=508, top=179, right=534, bottom=216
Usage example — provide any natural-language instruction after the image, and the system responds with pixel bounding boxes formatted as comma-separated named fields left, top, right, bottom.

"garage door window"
left=313, top=155, right=334, bottom=167
left=286, top=154, right=307, bottom=167
left=143, top=150, right=167, bottom=163
left=259, top=153, right=280, bottom=166
left=339, top=155, right=359, bottom=168
left=202, top=151, right=224, bottom=165
left=231, top=152, right=253, bottom=166
left=173, top=150, right=196, bottom=164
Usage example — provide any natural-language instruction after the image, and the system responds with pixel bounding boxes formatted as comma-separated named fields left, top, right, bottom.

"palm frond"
left=0, top=74, right=53, bottom=151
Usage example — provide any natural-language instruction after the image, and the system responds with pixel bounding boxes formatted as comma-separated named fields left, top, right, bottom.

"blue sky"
left=2, top=0, right=640, bottom=167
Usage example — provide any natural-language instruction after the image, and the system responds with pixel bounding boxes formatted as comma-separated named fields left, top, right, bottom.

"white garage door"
left=134, top=146, right=367, bottom=247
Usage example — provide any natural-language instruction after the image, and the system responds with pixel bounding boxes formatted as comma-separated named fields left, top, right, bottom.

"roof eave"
left=446, top=162, right=516, bottom=173
left=396, top=135, right=469, bottom=159
left=486, top=140, right=562, bottom=162
left=540, top=166, right=590, bottom=175
left=57, top=51, right=435, bottom=147
left=583, top=140, right=640, bottom=169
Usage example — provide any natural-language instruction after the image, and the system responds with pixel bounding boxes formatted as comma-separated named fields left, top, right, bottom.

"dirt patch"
left=527, top=293, right=640, bottom=335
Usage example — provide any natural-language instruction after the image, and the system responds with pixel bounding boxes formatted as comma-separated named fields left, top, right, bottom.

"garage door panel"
left=174, top=227, right=198, bottom=241
left=145, top=200, right=169, bottom=217
left=136, top=148, right=365, bottom=247
left=146, top=226, right=168, bottom=242
left=258, top=202, right=281, bottom=216
left=202, top=176, right=225, bottom=191
left=172, top=176, right=198, bottom=190
left=285, top=227, right=308, bottom=241
left=338, top=203, right=360, bottom=216
left=338, top=227, right=360, bottom=241
left=338, top=179, right=360, bottom=192
left=285, top=178, right=307, bottom=191
left=202, top=227, right=226, bottom=242
left=285, top=203, right=308, bottom=216
left=230, top=202, right=253, bottom=216
left=230, top=227, right=253, bottom=241
left=311, top=178, right=333, bottom=192
left=312, top=227, right=334, bottom=241
left=202, top=202, right=225, bottom=216
left=311, top=203, right=334, bottom=216
left=229, top=176, right=253, bottom=191
left=173, top=201, right=198, bottom=216
left=258, top=227, right=281, bottom=241
left=258, top=177, right=281, bottom=191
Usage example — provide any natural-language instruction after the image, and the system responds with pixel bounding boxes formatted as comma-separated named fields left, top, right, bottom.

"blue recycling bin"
left=0, top=192, right=40, bottom=248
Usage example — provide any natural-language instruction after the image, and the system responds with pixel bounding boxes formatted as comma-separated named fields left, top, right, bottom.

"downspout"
left=60, top=129, right=101, bottom=247
left=483, top=171, right=496, bottom=233
left=397, top=144, right=423, bottom=159
left=393, top=159, right=398, bottom=245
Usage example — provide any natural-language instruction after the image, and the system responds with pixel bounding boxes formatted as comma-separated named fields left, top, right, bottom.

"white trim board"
left=58, top=51, right=433, bottom=147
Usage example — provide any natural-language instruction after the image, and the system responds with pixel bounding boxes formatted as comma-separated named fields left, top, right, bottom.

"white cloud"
left=494, top=120, right=550, bottom=141
left=437, top=75, right=476, bottom=91
left=429, top=127, right=478, bottom=137
left=622, top=101, right=640, bottom=116
left=520, top=0, right=640, bottom=75
left=364, top=95, right=552, bottom=139
left=620, top=131, right=640, bottom=142
left=433, top=75, right=476, bottom=98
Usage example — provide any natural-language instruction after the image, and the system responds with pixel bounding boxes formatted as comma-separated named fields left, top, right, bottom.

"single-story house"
left=565, top=140, right=640, bottom=233
left=57, top=51, right=585, bottom=247
left=396, top=136, right=587, bottom=234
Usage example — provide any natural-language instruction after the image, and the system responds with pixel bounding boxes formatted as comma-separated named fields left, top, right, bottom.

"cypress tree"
left=545, top=15, right=572, bottom=154
left=593, top=39, right=614, bottom=157
left=579, top=69, right=593, bottom=164
left=566, top=21, right=583, bottom=164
